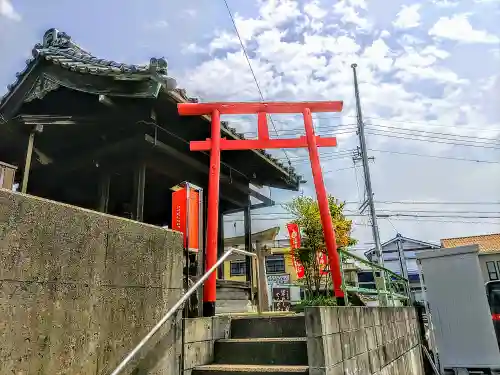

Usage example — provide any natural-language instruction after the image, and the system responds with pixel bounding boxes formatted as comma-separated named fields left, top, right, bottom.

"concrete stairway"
left=216, top=280, right=254, bottom=314
left=192, top=316, right=309, bottom=375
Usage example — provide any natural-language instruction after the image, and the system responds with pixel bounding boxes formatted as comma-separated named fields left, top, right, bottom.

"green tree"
left=283, top=195, right=357, bottom=298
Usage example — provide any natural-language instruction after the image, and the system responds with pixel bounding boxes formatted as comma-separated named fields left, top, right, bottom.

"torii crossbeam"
left=178, top=101, right=345, bottom=316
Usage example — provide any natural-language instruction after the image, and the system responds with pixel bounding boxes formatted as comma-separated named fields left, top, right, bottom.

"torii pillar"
left=178, top=101, right=345, bottom=316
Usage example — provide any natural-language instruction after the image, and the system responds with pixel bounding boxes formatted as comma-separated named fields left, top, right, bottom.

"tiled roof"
left=441, top=233, right=500, bottom=254
left=0, top=28, right=175, bottom=108
left=0, top=28, right=300, bottom=185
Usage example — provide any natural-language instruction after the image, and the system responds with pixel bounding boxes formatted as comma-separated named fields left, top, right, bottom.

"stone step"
left=192, top=364, right=309, bottom=375
left=213, top=338, right=308, bottom=366
left=230, top=315, right=306, bottom=339
left=216, top=300, right=255, bottom=314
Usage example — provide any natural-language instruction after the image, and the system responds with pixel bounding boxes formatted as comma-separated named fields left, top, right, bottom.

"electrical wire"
left=366, top=129, right=500, bottom=151
left=277, top=147, right=500, bottom=165
left=366, top=123, right=500, bottom=145
left=241, top=117, right=500, bottom=137
left=222, top=0, right=294, bottom=169
left=254, top=112, right=500, bottom=132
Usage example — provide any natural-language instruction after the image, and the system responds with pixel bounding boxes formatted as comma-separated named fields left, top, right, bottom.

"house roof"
left=224, top=226, right=280, bottom=247
left=364, top=233, right=440, bottom=258
left=0, top=28, right=300, bottom=187
left=441, top=233, right=500, bottom=254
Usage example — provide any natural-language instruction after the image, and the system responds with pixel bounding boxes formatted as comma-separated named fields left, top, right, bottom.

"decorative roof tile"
left=0, top=28, right=171, bottom=107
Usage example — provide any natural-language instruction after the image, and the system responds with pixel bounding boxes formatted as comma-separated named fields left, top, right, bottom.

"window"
left=487, top=281, right=500, bottom=314
left=230, top=261, right=246, bottom=276
left=486, top=261, right=499, bottom=281
left=266, top=255, right=286, bottom=274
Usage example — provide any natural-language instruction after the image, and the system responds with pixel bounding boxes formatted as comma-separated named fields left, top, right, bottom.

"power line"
left=369, top=148, right=500, bottom=164
left=365, top=128, right=500, bottom=150
left=227, top=212, right=500, bottom=220
left=375, top=200, right=500, bottom=205
left=366, top=123, right=500, bottom=145
left=384, top=217, right=500, bottom=225
left=285, top=147, right=500, bottom=165
left=224, top=216, right=500, bottom=224
left=222, top=0, right=293, bottom=169
left=240, top=115, right=500, bottom=134
left=224, top=200, right=500, bottom=210
left=271, top=124, right=500, bottom=152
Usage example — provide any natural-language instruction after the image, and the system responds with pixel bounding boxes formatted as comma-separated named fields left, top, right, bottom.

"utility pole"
left=396, top=233, right=413, bottom=303
left=351, top=63, right=388, bottom=303
left=396, top=233, right=409, bottom=281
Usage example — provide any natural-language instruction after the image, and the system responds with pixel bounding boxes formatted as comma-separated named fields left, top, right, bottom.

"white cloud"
left=183, top=8, right=197, bottom=18
left=0, top=0, right=21, bottom=21
left=380, top=30, right=391, bottom=39
left=209, top=31, right=240, bottom=53
left=181, top=43, right=206, bottom=55
left=431, top=0, right=459, bottom=7
left=304, top=0, right=327, bottom=19
left=429, top=14, right=500, bottom=43
left=176, top=0, right=500, bottom=244
left=393, top=4, right=421, bottom=29
left=333, top=0, right=372, bottom=32
left=148, top=20, right=168, bottom=29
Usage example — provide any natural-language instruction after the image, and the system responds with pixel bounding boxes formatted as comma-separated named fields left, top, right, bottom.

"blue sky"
left=1, top=0, right=500, bottom=251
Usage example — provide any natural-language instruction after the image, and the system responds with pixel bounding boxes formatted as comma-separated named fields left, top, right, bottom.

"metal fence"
left=339, top=248, right=411, bottom=306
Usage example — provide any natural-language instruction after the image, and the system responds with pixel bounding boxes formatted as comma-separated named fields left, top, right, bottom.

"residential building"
left=223, top=228, right=303, bottom=306
left=441, top=233, right=500, bottom=285
left=363, top=233, right=441, bottom=301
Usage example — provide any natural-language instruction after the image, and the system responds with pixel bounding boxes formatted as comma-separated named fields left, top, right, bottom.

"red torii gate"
left=178, top=101, right=345, bottom=316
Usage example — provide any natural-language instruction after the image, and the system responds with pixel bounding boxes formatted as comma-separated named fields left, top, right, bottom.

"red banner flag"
left=317, top=252, right=329, bottom=276
left=287, top=223, right=305, bottom=279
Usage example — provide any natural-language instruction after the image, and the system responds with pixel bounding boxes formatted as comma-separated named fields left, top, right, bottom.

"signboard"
left=286, top=223, right=305, bottom=279
left=272, top=287, right=291, bottom=311
left=172, top=185, right=200, bottom=252
left=267, top=273, right=290, bottom=286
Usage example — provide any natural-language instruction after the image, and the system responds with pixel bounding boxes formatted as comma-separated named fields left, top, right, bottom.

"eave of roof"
left=224, top=226, right=280, bottom=247
left=0, top=28, right=300, bottom=188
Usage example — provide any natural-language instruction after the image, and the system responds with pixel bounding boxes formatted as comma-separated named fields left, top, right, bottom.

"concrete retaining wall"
left=0, top=190, right=184, bottom=374
left=183, top=316, right=231, bottom=374
left=305, top=306, right=424, bottom=375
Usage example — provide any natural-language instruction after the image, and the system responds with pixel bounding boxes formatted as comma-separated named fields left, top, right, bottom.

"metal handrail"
left=110, top=247, right=257, bottom=375
left=338, top=248, right=408, bottom=282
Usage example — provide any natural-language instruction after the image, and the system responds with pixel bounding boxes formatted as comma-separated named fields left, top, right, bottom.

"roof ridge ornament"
left=149, top=57, right=168, bottom=74
left=42, top=28, right=72, bottom=48
left=149, top=57, right=177, bottom=91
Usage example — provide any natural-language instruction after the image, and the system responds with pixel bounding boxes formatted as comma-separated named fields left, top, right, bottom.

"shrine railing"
left=338, top=248, right=411, bottom=306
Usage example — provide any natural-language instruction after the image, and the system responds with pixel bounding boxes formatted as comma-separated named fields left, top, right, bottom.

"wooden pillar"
left=256, top=240, right=269, bottom=313
left=217, top=210, right=225, bottom=279
left=244, top=198, right=256, bottom=306
left=132, top=164, right=146, bottom=222
left=244, top=200, right=253, bottom=283
left=98, top=173, right=111, bottom=213
left=21, top=131, right=36, bottom=194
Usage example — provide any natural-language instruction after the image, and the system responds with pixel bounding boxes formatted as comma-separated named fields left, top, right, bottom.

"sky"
left=1, top=0, right=500, bottom=253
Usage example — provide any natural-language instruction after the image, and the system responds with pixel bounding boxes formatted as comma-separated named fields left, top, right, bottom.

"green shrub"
left=293, top=296, right=337, bottom=312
